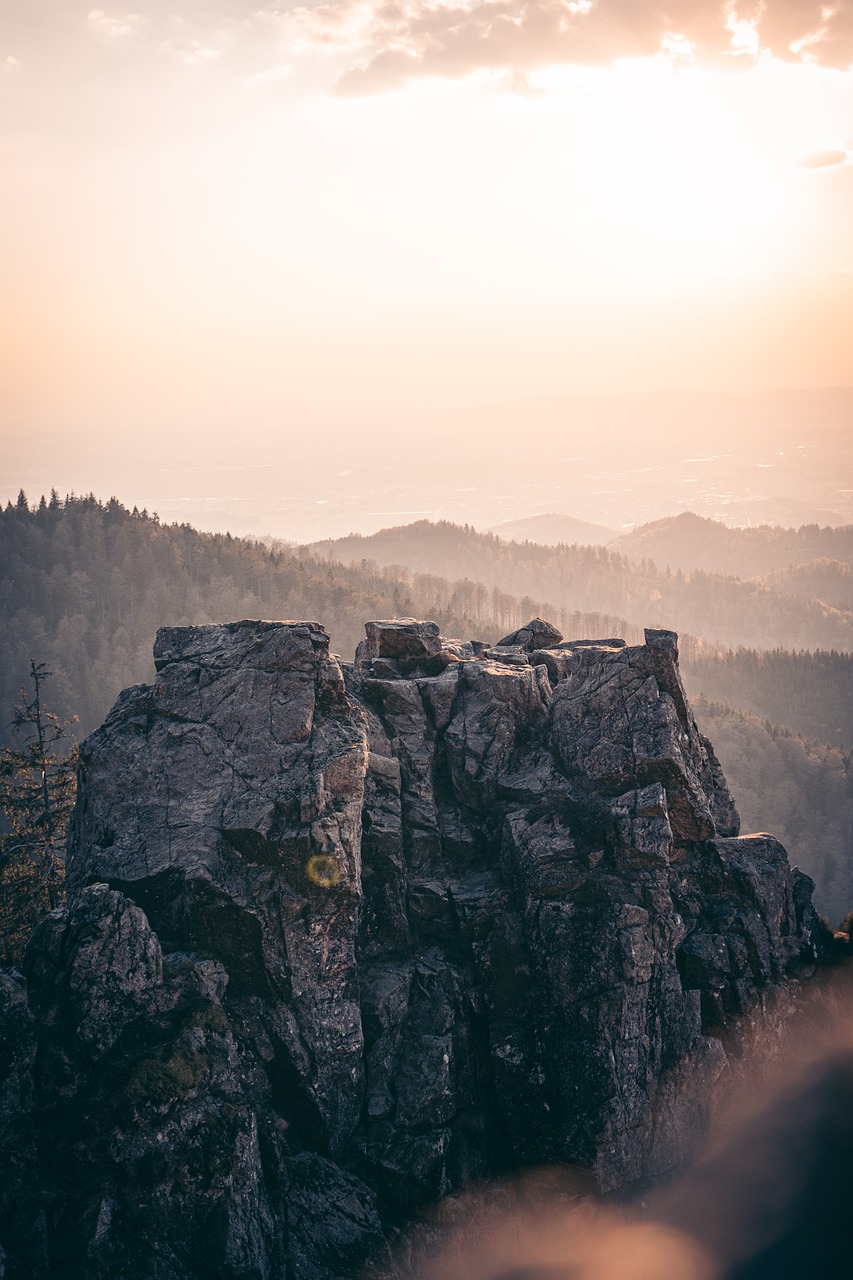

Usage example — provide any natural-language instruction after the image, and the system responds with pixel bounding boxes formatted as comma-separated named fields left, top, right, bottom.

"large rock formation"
left=0, top=619, right=825, bottom=1280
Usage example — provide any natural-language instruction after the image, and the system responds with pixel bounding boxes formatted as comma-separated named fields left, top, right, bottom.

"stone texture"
left=496, top=618, right=563, bottom=651
left=70, top=619, right=368, bottom=1157
left=0, top=619, right=827, bottom=1280
left=549, top=628, right=740, bottom=843
left=357, top=619, right=442, bottom=661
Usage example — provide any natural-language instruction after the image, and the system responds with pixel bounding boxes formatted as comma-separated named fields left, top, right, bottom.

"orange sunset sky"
left=1, top=0, right=852, bottom=459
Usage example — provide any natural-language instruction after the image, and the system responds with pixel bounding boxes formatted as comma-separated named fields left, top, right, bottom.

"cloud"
left=301, top=0, right=853, bottom=94
left=799, top=148, right=849, bottom=167
left=82, top=5, right=293, bottom=77
left=245, top=62, right=293, bottom=87
left=63, top=0, right=853, bottom=94
left=0, top=54, right=20, bottom=83
left=165, top=41, right=222, bottom=66
left=87, top=9, right=142, bottom=39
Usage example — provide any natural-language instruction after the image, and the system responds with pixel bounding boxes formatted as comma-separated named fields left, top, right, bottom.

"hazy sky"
left=2, top=0, right=853, bottom=456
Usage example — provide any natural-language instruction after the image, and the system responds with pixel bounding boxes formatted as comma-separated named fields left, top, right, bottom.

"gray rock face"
left=70, top=619, right=368, bottom=1157
left=550, top=629, right=738, bottom=843
left=497, top=617, right=563, bottom=651
left=355, top=619, right=443, bottom=664
left=0, top=620, right=826, bottom=1280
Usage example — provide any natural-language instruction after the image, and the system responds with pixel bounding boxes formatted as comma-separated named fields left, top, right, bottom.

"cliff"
left=0, top=619, right=825, bottom=1280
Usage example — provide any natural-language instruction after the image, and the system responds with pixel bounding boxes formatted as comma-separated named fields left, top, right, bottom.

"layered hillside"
left=2, top=495, right=850, bottom=931
left=308, top=520, right=853, bottom=652
left=609, top=513, right=853, bottom=579
left=0, top=495, right=630, bottom=740
left=0, top=618, right=825, bottom=1280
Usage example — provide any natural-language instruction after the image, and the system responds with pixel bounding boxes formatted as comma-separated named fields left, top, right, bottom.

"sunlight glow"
left=1, top=3, right=852, bottom=430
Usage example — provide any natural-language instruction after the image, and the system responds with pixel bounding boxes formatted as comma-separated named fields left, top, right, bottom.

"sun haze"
left=1, top=0, right=852, bottom=489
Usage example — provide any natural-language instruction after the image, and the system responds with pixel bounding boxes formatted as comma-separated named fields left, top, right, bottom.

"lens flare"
left=305, top=853, right=342, bottom=888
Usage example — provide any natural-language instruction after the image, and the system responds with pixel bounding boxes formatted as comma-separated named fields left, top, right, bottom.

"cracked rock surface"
left=0, top=619, right=825, bottom=1279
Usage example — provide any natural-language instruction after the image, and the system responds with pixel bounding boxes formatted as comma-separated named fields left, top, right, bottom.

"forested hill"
left=693, top=699, right=852, bottom=922
left=0, top=493, right=631, bottom=739
left=761, top=559, right=852, bottom=610
left=609, top=511, right=853, bottom=578
left=1, top=492, right=851, bottom=922
left=307, top=520, right=853, bottom=652
left=683, top=648, right=853, bottom=749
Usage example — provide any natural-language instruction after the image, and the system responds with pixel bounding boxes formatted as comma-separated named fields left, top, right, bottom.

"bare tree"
left=0, top=662, right=77, bottom=963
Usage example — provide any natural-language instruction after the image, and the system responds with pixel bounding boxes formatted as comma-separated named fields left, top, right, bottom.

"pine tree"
left=0, top=662, right=77, bottom=964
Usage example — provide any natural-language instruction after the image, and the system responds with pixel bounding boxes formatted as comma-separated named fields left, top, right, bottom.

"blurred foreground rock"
left=0, top=619, right=826, bottom=1279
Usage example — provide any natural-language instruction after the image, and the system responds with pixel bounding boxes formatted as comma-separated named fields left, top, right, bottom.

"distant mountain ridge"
left=487, top=513, right=619, bottom=546
left=307, top=519, right=853, bottom=653
left=484, top=510, right=853, bottom=584
left=610, top=511, right=853, bottom=578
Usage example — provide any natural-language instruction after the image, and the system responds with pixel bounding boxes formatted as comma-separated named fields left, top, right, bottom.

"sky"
left=1, top=0, right=853, bottom=505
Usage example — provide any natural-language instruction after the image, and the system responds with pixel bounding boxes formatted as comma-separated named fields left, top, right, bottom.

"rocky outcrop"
left=0, top=619, right=825, bottom=1280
